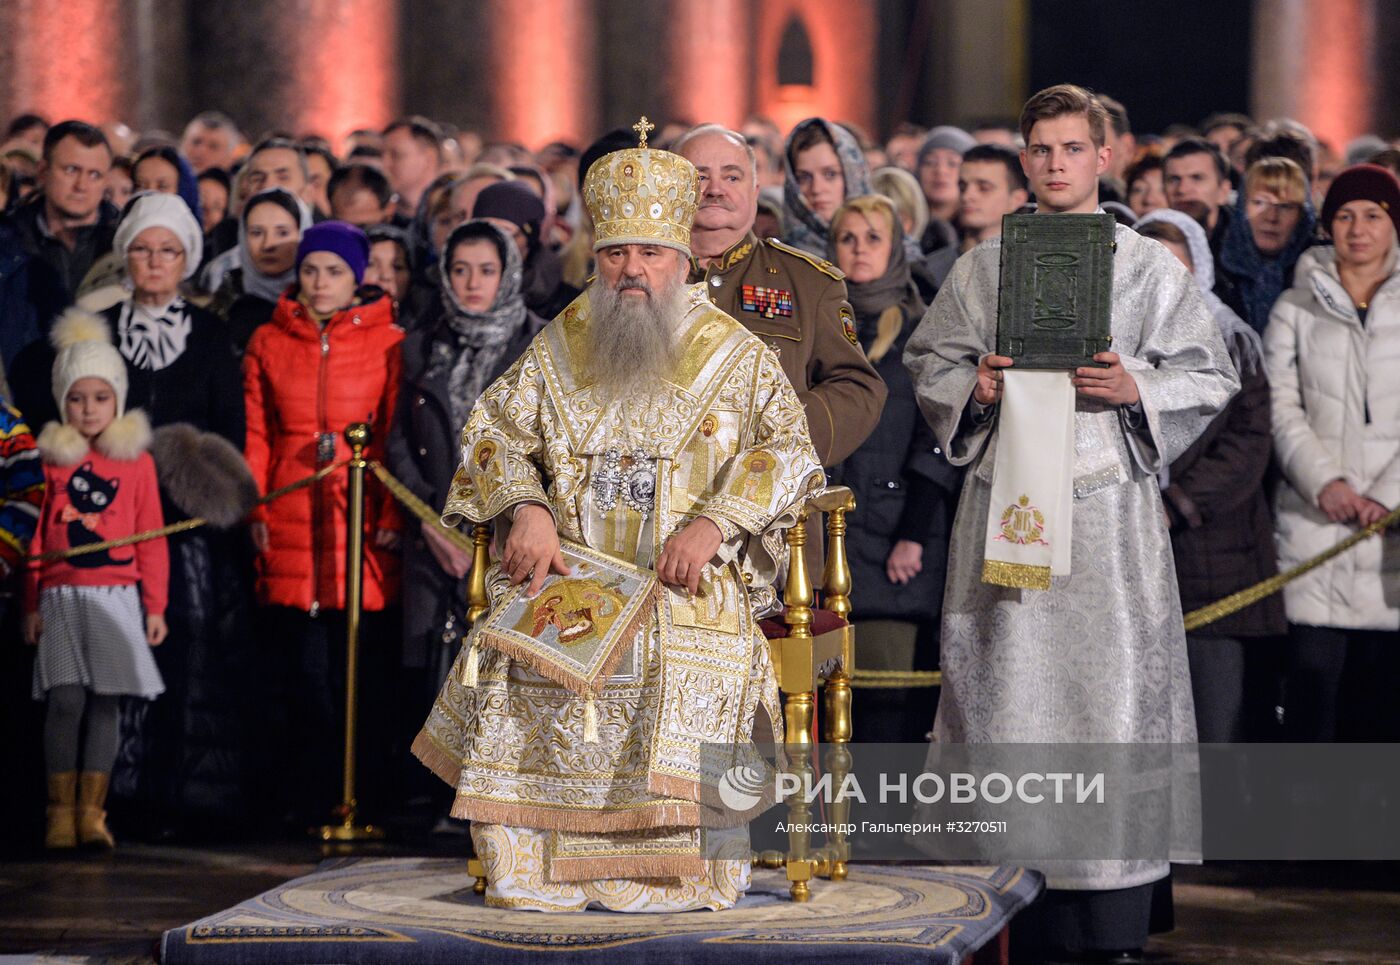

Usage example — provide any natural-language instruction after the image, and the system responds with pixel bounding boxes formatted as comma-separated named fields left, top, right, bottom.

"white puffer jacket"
left=1264, top=245, right=1400, bottom=629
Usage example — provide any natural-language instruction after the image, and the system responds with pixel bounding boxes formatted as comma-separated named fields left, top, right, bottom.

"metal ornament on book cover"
left=996, top=212, right=1115, bottom=368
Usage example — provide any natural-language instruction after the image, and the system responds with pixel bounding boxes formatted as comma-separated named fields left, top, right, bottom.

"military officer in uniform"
left=676, top=124, right=886, bottom=467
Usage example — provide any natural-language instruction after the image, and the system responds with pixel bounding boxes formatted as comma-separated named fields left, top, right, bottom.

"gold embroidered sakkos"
left=412, top=282, right=822, bottom=896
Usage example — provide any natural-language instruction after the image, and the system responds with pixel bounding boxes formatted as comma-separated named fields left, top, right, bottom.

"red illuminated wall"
left=1296, top=0, right=1373, bottom=152
left=489, top=0, right=598, bottom=150
left=4, top=0, right=121, bottom=123
left=669, top=0, right=753, bottom=129
left=291, top=0, right=399, bottom=150
left=753, top=0, right=877, bottom=138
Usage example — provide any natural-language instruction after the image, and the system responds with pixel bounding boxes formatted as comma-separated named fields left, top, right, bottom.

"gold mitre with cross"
left=583, top=116, right=699, bottom=254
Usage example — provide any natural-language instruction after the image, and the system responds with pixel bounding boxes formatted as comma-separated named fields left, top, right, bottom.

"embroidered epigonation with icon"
left=741, top=284, right=794, bottom=318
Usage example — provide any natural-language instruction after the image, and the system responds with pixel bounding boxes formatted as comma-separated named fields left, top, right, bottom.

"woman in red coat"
left=242, top=221, right=404, bottom=825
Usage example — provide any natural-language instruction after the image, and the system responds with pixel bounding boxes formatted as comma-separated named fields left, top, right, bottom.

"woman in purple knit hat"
left=242, top=220, right=406, bottom=825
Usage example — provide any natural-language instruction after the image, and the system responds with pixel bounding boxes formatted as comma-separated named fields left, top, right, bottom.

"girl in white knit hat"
left=21, top=310, right=168, bottom=851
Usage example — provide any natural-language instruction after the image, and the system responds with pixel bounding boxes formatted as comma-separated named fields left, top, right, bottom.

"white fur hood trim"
left=37, top=409, right=152, bottom=465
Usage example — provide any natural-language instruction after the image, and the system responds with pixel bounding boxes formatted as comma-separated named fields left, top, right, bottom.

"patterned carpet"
left=159, top=858, right=1043, bottom=963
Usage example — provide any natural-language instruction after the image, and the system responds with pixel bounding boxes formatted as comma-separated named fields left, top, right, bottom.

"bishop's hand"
left=502, top=503, right=570, bottom=597
left=657, top=516, right=723, bottom=596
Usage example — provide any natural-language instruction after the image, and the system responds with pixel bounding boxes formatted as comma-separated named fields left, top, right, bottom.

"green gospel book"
left=996, top=212, right=1115, bottom=369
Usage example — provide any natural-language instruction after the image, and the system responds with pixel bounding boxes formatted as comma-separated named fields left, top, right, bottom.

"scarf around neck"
left=428, top=221, right=531, bottom=431
left=117, top=296, right=192, bottom=371
left=829, top=212, right=916, bottom=324
left=1137, top=207, right=1264, bottom=375
left=1219, top=191, right=1317, bottom=333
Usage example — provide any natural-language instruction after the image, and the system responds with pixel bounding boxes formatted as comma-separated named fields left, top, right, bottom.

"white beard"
left=586, top=268, right=689, bottom=408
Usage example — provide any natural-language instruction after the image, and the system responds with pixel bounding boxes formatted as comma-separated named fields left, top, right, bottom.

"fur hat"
left=50, top=308, right=128, bottom=418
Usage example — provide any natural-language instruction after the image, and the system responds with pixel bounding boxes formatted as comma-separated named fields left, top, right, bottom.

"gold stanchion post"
left=321, top=422, right=385, bottom=842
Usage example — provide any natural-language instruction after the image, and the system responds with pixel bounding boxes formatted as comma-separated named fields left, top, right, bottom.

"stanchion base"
left=318, top=822, right=386, bottom=842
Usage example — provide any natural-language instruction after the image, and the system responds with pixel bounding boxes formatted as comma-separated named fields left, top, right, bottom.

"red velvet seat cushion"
left=759, top=608, right=849, bottom=639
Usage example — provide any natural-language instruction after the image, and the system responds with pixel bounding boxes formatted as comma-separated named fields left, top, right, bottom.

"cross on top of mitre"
left=633, top=116, right=655, bottom=149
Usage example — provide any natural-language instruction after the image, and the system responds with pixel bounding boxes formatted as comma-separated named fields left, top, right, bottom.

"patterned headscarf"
left=428, top=220, right=530, bottom=431
left=1219, top=188, right=1317, bottom=333
left=1137, top=207, right=1263, bottom=374
left=781, top=118, right=873, bottom=256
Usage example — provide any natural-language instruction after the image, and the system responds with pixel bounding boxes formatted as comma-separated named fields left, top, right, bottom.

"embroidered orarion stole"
left=412, top=283, right=822, bottom=880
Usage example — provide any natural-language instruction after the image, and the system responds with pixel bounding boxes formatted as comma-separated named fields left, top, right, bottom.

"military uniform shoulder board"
left=766, top=239, right=845, bottom=281
left=839, top=305, right=859, bottom=346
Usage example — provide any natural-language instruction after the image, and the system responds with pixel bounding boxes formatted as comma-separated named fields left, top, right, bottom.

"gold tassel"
left=582, top=695, right=599, bottom=743
left=461, top=641, right=479, bottom=688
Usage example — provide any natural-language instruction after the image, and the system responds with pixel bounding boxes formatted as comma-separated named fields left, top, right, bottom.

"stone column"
left=1252, top=0, right=1376, bottom=149
left=291, top=0, right=400, bottom=148
left=667, top=0, right=753, bottom=129
left=488, top=0, right=599, bottom=149
left=188, top=0, right=398, bottom=151
left=0, top=0, right=124, bottom=124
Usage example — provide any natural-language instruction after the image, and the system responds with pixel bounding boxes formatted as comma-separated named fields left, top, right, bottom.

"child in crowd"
left=0, top=400, right=43, bottom=607
left=22, top=310, right=168, bottom=850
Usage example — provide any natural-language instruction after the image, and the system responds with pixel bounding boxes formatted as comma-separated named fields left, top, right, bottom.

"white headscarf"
left=1136, top=207, right=1263, bottom=375
left=200, top=188, right=314, bottom=302
left=113, top=192, right=204, bottom=280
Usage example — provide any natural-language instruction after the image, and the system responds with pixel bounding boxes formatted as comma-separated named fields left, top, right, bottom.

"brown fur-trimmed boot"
left=76, top=772, right=115, bottom=849
left=45, top=772, right=78, bottom=849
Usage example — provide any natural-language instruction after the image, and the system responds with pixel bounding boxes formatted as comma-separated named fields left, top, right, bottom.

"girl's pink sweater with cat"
left=25, top=449, right=168, bottom=616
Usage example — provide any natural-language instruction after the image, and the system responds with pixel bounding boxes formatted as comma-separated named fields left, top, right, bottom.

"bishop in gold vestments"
left=413, top=133, right=822, bottom=912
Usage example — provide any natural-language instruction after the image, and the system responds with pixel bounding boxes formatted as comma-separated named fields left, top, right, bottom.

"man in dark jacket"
left=0, top=120, right=117, bottom=413
left=1166, top=138, right=1245, bottom=316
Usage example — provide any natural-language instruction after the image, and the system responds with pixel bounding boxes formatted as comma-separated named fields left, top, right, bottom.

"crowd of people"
left=1, top=95, right=1398, bottom=861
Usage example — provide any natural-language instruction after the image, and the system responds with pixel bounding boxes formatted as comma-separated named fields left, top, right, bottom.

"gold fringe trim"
left=547, top=854, right=706, bottom=882
left=981, top=558, right=1051, bottom=590
left=449, top=796, right=703, bottom=833
left=647, top=772, right=767, bottom=829
left=646, top=772, right=703, bottom=804
left=410, top=731, right=463, bottom=788
left=475, top=592, right=657, bottom=698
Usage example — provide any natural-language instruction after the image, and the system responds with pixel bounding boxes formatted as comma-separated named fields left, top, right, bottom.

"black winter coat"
left=832, top=292, right=962, bottom=623
left=101, top=302, right=246, bottom=447
left=386, top=313, right=542, bottom=673
left=1164, top=328, right=1287, bottom=637
left=99, top=300, right=257, bottom=831
left=207, top=267, right=278, bottom=353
